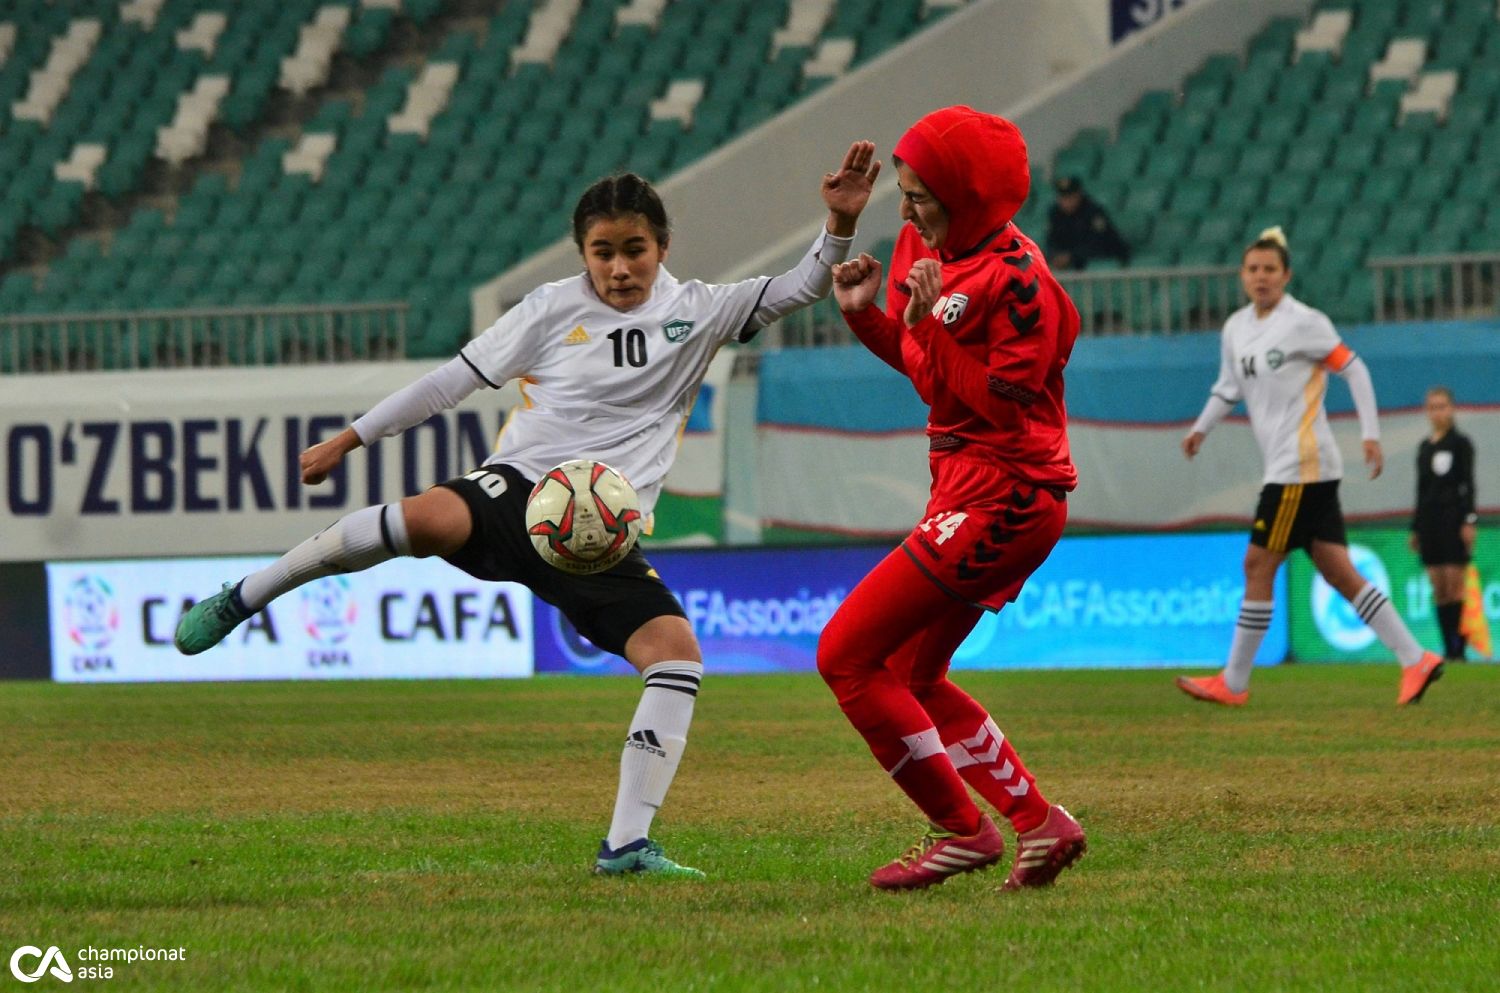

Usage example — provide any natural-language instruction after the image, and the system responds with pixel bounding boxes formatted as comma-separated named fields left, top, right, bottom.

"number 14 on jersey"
left=919, top=511, right=969, bottom=545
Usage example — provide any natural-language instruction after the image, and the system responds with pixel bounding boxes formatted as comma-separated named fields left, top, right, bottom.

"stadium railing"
left=765, top=264, right=1243, bottom=346
left=1369, top=252, right=1500, bottom=323
left=0, top=301, right=407, bottom=374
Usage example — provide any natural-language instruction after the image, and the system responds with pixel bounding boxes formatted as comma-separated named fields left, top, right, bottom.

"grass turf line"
left=1, top=664, right=1497, bottom=992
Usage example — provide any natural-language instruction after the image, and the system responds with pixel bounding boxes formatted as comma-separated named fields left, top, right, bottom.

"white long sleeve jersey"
left=1204, top=294, right=1368, bottom=485
left=352, top=229, right=851, bottom=514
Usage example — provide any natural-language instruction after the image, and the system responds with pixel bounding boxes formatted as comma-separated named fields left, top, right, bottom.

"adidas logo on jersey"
left=563, top=325, right=591, bottom=345
left=626, top=729, right=666, bottom=757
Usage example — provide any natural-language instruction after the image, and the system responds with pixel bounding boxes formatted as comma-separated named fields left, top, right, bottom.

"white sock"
left=1222, top=600, right=1273, bottom=693
left=1350, top=583, right=1424, bottom=667
left=239, top=503, right=412, bottom=611
left=605, top=660, right=702, bottom=851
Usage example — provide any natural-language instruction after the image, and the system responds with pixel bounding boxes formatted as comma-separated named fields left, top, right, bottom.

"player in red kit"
left=817, top=106, right=1086, bottom=891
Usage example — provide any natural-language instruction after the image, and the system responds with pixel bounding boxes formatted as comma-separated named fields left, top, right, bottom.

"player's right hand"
left=1182, top=432, right=1204, bottom=459
left=832, top=253, right=882, bottom=312
left=902, top=259, right=941, bottom=328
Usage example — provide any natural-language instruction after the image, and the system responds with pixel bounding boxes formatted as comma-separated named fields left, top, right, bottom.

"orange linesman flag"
left=1460, top=564, right=1492, bottom=659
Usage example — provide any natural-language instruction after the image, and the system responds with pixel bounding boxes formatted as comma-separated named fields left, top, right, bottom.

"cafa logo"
left=10, top=945, right=73, bottom=984
left=661, top=318, right=693, bottom=343
left=300, top=576, right=358, bottom=646
left=63, top=575, right=120, bottom=651
left=1266, top=348, right=1285, bottom=370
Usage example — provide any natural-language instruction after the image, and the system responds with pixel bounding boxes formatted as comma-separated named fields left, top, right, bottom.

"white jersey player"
left=174, top=142, right=885, bottom=876
left=1176, top=227, right=1443, bottom=708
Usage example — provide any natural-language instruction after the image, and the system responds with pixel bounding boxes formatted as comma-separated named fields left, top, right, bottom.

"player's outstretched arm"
left=743, top=141, right=878, bottom=332
left=308, top=357, right=488, bottom=485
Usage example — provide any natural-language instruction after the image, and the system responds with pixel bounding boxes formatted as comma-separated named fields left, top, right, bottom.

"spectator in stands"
left=1410, top=386, right=1478, bottom=661
left=1045, top=176, right=1130, bottom=270
left=821, top=106, right=1086, bottom=893
left=1177, top=227, right=1445, bottom=708
left=171, top=142, right=883, bottom=880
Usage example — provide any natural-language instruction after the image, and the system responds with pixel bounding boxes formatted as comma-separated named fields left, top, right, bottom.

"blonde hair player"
left=1177, top=227, right=1444, bottom=707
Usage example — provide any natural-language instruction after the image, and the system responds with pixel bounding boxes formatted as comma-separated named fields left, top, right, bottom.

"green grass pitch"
left=2, top=664, right=1497, bottom=992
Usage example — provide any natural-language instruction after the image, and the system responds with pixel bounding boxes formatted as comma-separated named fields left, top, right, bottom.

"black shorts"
left=1414, top=514, right=1471, bottom=566
left=1249, top=480, right=1347, bottom=553
left=437, top=463, right=685, bottom=657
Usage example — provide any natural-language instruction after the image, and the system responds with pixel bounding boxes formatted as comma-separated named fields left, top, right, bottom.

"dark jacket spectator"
left=1045, top=176, right=1130, bottom=270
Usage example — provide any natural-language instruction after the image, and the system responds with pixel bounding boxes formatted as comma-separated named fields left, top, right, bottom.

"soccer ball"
left=525, top=460, right=644, bottom=574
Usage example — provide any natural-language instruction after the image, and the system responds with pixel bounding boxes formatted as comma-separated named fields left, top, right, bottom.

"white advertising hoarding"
left=47, top=555, right=534, bottom=683
left=2, top=363, right=523, bottom=561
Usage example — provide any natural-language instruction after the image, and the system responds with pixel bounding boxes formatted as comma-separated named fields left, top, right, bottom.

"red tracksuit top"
left=847, top=109, right=1079, bottom=491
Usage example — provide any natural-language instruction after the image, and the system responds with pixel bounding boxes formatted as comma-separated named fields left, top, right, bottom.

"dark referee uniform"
left=1413, top=428, right=1477, bottom=566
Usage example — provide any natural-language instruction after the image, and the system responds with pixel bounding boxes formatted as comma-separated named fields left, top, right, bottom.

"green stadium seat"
left=1336, top=205, right=1383, bottom=246
left=1217, top=175, right=1265, bottom=213
left=1284, top=142, right=1330, bottom=176
left=1188, top=144, right=1239, bottom=180
left=1328, top=141, right=1374, bottom=172
left=1263, top=173, right=1313, bottom=213
left=1161, top=110, right=1213, bottom=148
left=1288, top=205, right=1339, bottom=246
left=1349, top=100, right=1398, bottom=136
left=1095, top=144, right=1146, bottom=184
left=1113, top=209, right=1154, bottom=247
left=1319, top=69, right=1366, bottom=107
left=1378, top=132, right=1428, bottom=170
left=1300, top=106, right=1348, bottom=142
left=1123, top=179, right=1171, bottom=215
left=1140, top=148, right=1190, bottom=181
left=1309, top=173, right=1360, bottom=207
left=1149, top=215, right=1195, bottom=249
left=1195, top=213, right=1244, bottom=251
left=1463, top=225, right=1500, bottom=252
left=1053, top=144, right=1100, bottom=180
left=1360, top=167, right=1408, bottom=205
left=1169, top=177, right=1216, bottom=215
left=1208, top=111, right=1255, bottom=146
left=1425, top=129, right=1473, bottom=165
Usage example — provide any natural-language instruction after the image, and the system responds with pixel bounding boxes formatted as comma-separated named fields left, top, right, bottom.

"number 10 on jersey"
left=607, top=328, right=647, bottom=367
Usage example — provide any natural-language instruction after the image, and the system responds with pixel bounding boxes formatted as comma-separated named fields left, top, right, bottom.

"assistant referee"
left=1410, top=385, right=1478, bottom=660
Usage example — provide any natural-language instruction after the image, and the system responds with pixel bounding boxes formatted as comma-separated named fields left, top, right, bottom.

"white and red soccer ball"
left=524, top=459, right=643, bottom=574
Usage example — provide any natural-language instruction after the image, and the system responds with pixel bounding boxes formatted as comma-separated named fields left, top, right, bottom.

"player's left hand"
left=1461, top=522, right=1477, bottom=556
left=1363, top=439, right=1383, bottom=479
left=301, top=427, right=362, bottom=485
left=902, top=258, right=941, bottom=328
left=822, top=140, right=881, bottom=236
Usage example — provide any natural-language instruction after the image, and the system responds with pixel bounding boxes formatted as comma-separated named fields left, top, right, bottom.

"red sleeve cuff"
left=843, top=304, right=894, bottom=335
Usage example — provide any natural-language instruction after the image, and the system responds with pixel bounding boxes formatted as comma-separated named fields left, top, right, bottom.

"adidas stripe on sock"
left=1351, top=583, right=1424, bottom=667
left=1223, top=600, right=1273, bottom=694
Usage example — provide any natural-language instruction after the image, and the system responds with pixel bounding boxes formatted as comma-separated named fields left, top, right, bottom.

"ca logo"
left=10, top=946, right=73, bottom=983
